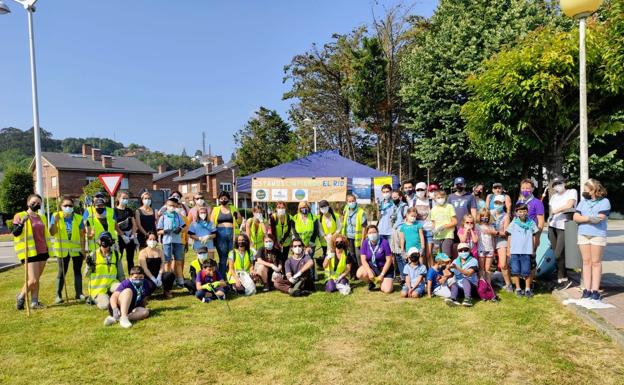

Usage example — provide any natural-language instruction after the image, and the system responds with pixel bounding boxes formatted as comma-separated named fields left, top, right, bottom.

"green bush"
left=0, top=169, right=34, bottom=217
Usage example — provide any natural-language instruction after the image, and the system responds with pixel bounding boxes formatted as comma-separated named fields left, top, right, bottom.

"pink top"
left=13, top=212, right=48, bottom=254
left=457, top=227, right=479, bottom=258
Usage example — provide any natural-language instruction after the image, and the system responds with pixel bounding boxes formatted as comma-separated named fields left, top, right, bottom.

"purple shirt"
left=360, top=238, right=392, bottom=270
left=195, top=270, right=223, bottom=285
left=115, top=279, right=155, bottom=308
left=516, top=196, right=544, bottom=224
left=448, top=192, right=476, bottom=225
left=285, top=255, right=312, bottom=276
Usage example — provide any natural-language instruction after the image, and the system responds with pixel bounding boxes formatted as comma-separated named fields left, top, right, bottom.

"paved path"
left=0, top=241, right=17, bottom=270
left=601, top=221, right=624, bottom=287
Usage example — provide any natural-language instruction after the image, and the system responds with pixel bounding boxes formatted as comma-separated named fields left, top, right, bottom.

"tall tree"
left=0, top=169, right=34, bottom=216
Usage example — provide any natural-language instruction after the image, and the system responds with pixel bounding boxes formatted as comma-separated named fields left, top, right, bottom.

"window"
left=219, top=183, right=232, bottom=192
left=120, top=177, right=129, bottom=190
left=191, top=184, right=198, bottom=193
left=181, top=184, right=188, bottom=193
left=51, top=176, right=57, bottom=188
left=85, top=176, right=96, bottom=185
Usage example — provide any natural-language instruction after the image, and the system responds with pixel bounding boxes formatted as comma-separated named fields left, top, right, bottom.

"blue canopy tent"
left=237, top=150, right=399, bottom=193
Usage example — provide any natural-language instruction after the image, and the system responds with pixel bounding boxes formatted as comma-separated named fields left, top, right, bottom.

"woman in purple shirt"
left=356, top=225, right=395, bottom=293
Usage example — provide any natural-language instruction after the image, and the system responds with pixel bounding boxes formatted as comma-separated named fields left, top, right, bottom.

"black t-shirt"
left=255, top=247, right=281, bottom=265
left=115, top=207, right=134, bottom=232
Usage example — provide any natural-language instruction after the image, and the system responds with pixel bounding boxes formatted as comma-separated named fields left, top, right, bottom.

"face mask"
left=120, top=198, right=129, bottom=206
left=459, top=251, right=470, bottom=259
left=143, top=199, right=151, bottom=206
left=264, top=241, right=274, bottom=250
left=368, top=233, right=379, bottom=243
left=196, top=199, right=205, bottom=206
left=436, top=198, right=446, bottom=206
left=220, top=199, right=229, bottom=206
left=277, top=208, right=286, bottom=216
left=199, top=213, right=207, bottom=220
left=393, top=198, right=401, bottom=205
left=100, top=238, right=112, bottom=248
left=198, top=253, right=208, bottom=261
left=131, top=279, right=143, bottom=286
left=521, top=190, right=532, bottom=198
left=166, top=206, right=176, bottom=213
left=347, top=202, right=357, bottom=209
left=409, top=255, right=420, bottom=263
left=554, top=185, right=565, bottom=194
left=292, top=246, right=303, bottom=255
left=335, top=241, right=346, bottom=250
left=493, top=203, right=504, bottom=212
left=465, top=223, right=473, bottom=229
left=254, top=213, right=263, bottom=221
left=29, top=203, right=41, bottom=212
left=300, top=208, right=309, bottom=215
left=62, top=207, right=73, bottom=216
left=439, top=264, right=447, bottom=270
left=516, top=212, right=528, bottom=219
left=416, top=191, right=426, bottom=199
left=404, top=189, right=414, bottom=197
left=582, top=192, right=592, bottom=200
left=95, top=207, right=105, bottom=214
left=382, top=192, right=391, bottom=200
left=407, top=216, right=416, bottom=223
left=147, top=240, right=158, bottom=249
left=455, top=186, right=465, bottom=192
left=480, top=217, right=489, bottom=223
left=320, top=207, right=329, bottom=214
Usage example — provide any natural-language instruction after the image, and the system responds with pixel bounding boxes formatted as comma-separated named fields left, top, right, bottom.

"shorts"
left=20, top=252, right=49, bottom=264
left=494, top=237, right=507, bottom=249
left=369, top=263, right=395, bottom=279
left=577, top=234, right=607, bottom=247
left=401, top=282, right=425, bottom=296
left=424, top=230, right=433, bottom=244
left=479, top=250, right=494, bottom=258
left=511, top=254, right=531, bottom=278
left=163, top=243, right=185, bottom=262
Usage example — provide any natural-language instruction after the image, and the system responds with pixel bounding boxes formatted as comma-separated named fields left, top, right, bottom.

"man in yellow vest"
left=83, top=193, right=120, bottom=254
left=86, top=232, right=124, bottom=309
left=49, top=197, right=87, bottom=303
left=341, top=194, right=367, bottom=279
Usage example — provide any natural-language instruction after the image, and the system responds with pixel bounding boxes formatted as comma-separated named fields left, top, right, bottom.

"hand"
left=122, top=235, right=130, bottom=244
left=163, top=229, right=172, bottom=235
left=588, top=216, right=602, bottom=224
left=376, top=275, right=384, bottom=283
left=271, top=264, right=280, bottom=271
left=156, top=278, right=162, bottom=288
left=151, top=276, right=158, bottom=285
left=288, top=277, right=296, bottom=284
left=293, top=272, right=302, bottom=280
left=112, top=308, right=121, bottom=320
left=305, top=246, right=312, bottom=255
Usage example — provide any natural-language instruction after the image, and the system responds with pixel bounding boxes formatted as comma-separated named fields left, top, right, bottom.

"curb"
left=0, top=263, right=20, bottom=273
left=553, top=290, right=624, bottom=349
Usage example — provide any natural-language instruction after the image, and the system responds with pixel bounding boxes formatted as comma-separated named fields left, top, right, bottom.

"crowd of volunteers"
left=11, top=175, right=611, bottom=327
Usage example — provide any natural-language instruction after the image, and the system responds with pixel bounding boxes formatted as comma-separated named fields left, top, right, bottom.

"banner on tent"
left=352, top=177, right=371, bottom=204
left=373, top=176, right=393, bottom=202
left=251, top=177, right=347, bottom=202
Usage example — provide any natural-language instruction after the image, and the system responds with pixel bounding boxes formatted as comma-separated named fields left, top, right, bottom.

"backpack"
left=477, top=278, right=497, bottom=301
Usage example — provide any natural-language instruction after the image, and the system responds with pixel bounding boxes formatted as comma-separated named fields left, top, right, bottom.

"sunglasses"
left=465, top=222, right=474, bottom=224
left=458, top=248, right=470, bottom=252
left=62, top=205, right=74, bottom=208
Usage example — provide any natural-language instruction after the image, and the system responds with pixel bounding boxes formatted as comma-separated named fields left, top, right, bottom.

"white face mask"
left=254, top=213, right=263, bottom=221
left=382, top=192, right=391, bottom=200
left=277, top=208, right=286, bottom=216
left=199, top=213, right=207, bottom=220
left=416, top=191, right=426, bottom=199
left=62, top=207, right=73, bottom=216
left=147, top=240, right=158, bottom=249
left=198, top=253, right=208, bottom=261
left=554, top=184, right=565, bottom=194
left=292, top=246, right=303, bottom=255
left=436, top=198, right=446, bottom=205
left=320, top=207, right=329, bottom=214
left=143, top=199, right=151, bottom=206
left=196, top=199, right=205, bottom=206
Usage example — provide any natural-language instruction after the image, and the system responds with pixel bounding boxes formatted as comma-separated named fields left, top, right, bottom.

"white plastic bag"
left=336, top=283, right=351, bottom=296
left=238, top=272, right=256, bottom=296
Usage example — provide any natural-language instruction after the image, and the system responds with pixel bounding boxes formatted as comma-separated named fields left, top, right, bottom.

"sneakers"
left=85, top=297, right=95, bottom=305
left=103, top=316, right=117, bottom=326
left=54, top=296, right=64, bottom=305
left=505, top=285, right=514, bottom=293
left=462, top=298, right=473, bottom=307
left=524, top=289, right=534, bottom=298
left=16, top=294, right=25, bottom=310
left=554, top=280, right=572, bottom=291
left=201, top=297, right=212, bottom=303
left=119, top=316, right=132, bottom=329
left=515, top=289, right=524, bottom=298
left=76, top=294, right=86, bottom=302
left=581, top=289, right=592, bottom=299
left=591, top=290, right=602, bottom=301
left=368, top=282, right=376, bottom=291
left=30, top=302, right=45, bottom=309
left=445, top=298, right=460, bottom=307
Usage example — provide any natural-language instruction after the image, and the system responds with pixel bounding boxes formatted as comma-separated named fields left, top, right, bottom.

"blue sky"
left=1, top=0, right=437, bottom=158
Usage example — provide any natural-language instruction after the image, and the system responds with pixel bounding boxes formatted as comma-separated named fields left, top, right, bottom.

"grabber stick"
left=23, top=216, right=31, bottom=316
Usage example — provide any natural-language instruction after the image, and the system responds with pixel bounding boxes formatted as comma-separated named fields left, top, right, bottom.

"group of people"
left=11, top=175, right=611, bottom=327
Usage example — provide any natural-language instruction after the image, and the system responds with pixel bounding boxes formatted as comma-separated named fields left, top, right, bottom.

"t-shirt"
left=548, top=189, right=578, bottom=229
left=430, top=204, right=456, bottom=240
left=49, top=214, right=85, bottom=240
left=476, top=224, right=494, bottom=253
left=516, top=196, right=544, bottom=226
left=414, top=198, right=431, bottom=222
left=506, top=218, right=539, bottom=255
left=403, top=263, right=427, bottom=286
left=188, top=220, right=216, bottom=250
left=115, top=279, right=155, bottom=309
left=285, top=255, right=312, bottom=276
left=255, top=247, right=281, bottom=265
left=360, top=238, right=392, bottom=270
left=400, top=222, right=423, bottom=251
left=195, top=269, right=223, bottom=286
left=14, top=213, right=48, bottom=254
left=426, top=266, right=443, bottom=290
left=451, top=256, right=479, bottom=285
left=448, top=192, right=476, bottom=225
left=156, top=212, right=185, bottom=245
left=377, top=199, right=395, bottom=236
left=576, top=198, right=611, bottom=237
left=457, top=227, right=480, bottom=256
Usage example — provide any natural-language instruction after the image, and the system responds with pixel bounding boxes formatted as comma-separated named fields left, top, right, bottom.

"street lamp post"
left=560, top=0, right=603, bottom=187
left=302, top=118, right=317, bottom=153
left=1, top=0, right=43, bottom=198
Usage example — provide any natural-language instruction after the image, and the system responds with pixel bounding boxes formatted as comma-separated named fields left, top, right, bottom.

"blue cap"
left=454, top=177, right=465, bottom=186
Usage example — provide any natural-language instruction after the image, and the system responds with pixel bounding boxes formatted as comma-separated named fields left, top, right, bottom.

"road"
left=0, top=241, right=17, bottom=270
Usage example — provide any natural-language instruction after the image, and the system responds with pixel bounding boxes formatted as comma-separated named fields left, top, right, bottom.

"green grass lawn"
left=1, top=252, right=623, bottom=385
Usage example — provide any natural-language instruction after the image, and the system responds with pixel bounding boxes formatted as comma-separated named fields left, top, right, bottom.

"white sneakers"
left=103, top=316, right=117, bottom=326
left=103, top=315, right=132, bottom=328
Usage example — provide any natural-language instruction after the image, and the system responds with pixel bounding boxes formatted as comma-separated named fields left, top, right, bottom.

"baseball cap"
left=407, top=247, right=420, bottom=258
left=457, top=242, right=470, bottom=250
left=493, top=194, right=505, bottom=203
left=428, top=183, right=440, bottom=192
left=415, top=182, right=427, bottom=190
left=435, top=253, right=451, bottom=262
left=492, top=182, right=503, bottom=188
left=196, top=246, right=208, bottom=254
left=454, top=177, right=465, bottom=186
left=94, top=192, right=106, bottom=198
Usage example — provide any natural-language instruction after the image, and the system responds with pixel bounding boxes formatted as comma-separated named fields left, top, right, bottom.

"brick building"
left=152, top=165, right=184, bottom=195
left=32, top=144, right=156, bottom=199
left=173, top=156, right=239, bottom=205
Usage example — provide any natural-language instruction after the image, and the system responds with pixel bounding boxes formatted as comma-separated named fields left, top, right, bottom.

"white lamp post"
left=1, top=0, right=44, bottom=199
left=560, top=0, right=603, bottom=187
left=303, top=117, right=317, bottom=153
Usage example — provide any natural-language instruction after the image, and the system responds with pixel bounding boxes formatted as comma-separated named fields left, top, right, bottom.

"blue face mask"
left=131, top=279, right=143, bottom=286
left=493, top=204, right=504, bottom=213
left=459, top=251, right=470, bottom=259
left=348, top=202, right=357, bottom=209
left=368, top=233, right=379, bottom=243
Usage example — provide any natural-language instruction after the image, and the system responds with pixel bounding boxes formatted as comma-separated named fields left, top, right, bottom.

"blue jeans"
left=511, top=254, right=531, bottom=278
left=394, top=253, right=406, bottom=279
left=163, top=243, right=184, bottom=262
left=216, top=227, right=233, bottom=278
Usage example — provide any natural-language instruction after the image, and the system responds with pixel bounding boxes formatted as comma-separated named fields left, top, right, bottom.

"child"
left=399, top=208, right=425, bottom=279
left=401, top=248, right=427, bottom=298
left=457, top=214, right=479, bottom=258
left=476, top=208, right=497, bottom=284
left=183, top=246, right=210, bottom=295
left=195, top=259, right=227, bottom=303
left=445, top=242, right=479, bottom=307
left=188, top=206, right=216, bottom=261
left=506, top=203, right=539, bottom=298
left=104, top=266, right=154, bottom=328
left=430, top=190, right=457, bottom=257
left=426, top=252, right=452, bottom=298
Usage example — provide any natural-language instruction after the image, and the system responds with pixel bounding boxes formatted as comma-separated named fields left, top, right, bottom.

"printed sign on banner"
left=292, top=189, right=309, bottom=202
left=253, top=189, right=269, bottom=202
left=271, top=189, right=288, bottom=201
left=373, top=176, right=393, bottom=203
left=352, top=177, right=371, bottom=204
left=251, top=177, right=346, bottom=202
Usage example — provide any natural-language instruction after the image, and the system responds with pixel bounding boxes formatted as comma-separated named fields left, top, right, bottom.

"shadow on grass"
left=149, top=305, right=189, bottom=317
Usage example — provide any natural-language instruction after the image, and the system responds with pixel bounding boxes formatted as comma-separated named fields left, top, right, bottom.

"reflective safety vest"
left=13, top=212, right=51, bottom=261
left=211, top=205, right=240, bottom=236
left=294, top=213, right=315, bottom=246
left=247, top=218, right=265, bottom=251
left=342, top=207, right=365, bottom=247
left=189, top=259, right=202, bottom=278
left=319, top=214, right=338, bottom=246
left=325, top=253, right=348, bottom=282
left=89, top=249, right=120, bottom=297
left=52, top=212, right=83, bottom=257
left=86, top=207, right=117, bottom=250
left=227, top=248, right=254, bottom=283
left=272, top=214, right=291, bottom=247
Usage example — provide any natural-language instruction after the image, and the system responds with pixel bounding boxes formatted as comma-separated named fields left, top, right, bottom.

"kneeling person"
left=195, top=259, right=227, bottom=303
left=104, top=266, right=154, bottom=328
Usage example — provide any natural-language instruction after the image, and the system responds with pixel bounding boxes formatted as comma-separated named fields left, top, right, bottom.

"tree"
left=80, top=179, right=106, bottom=206
left=194, top=149, right=203, bottom=157
left=233, top=107, right=295, bottom=176
left=0, top=169, right=34, bottom=216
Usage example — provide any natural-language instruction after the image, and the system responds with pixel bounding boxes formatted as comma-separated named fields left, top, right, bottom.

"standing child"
left=400, top=248, right=427, bottom=298
left=457, top=214, right=479, bottom=258
left=426, top=253, right=452, bottom=299
left=399, top=208, right=425, bottom=281
left=188, top=206, right=216, bottom=261
left=195, top=259, right=227, bottom=303
left=446, top=242, right=479, bottom=307
left=506, top=203, right=540, bottom=298
left=476, top=209, right=497, bottom=284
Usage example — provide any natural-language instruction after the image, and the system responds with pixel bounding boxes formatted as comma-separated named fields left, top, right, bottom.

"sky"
left=0, top=0, right=437, bottom=159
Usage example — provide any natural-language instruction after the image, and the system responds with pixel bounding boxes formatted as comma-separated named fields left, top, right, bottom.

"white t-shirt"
left=549, top=189, right=578, bottom=229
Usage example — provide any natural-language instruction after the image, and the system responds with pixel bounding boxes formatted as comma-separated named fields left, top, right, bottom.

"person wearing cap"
left=157, top=197, right=187, bottom=288
left=426, top=251, right=452, bottom=298
left=87, top=231, right=124, bottom=309
left=413, top=182, right=434, bottom=263
left=83, top=192, right=119, bottom=253
left=342, top=194, right=368, bottom=279
left=430, top=190, right=457, bottom=257
left=490, top=194, right=513, bottom=291
left=485, top=183, right=512, bottom=214
left=506, top=203, right=540, bottom=298
left=156, top=190, right=189, bottom=219
left=317, top=200, right=342, bottom=258
left=448, top=177, right=477, bottom=229
left=446, top=242, right=479, bottom=307
left=400, top=248, right=427, bottom=298
left=547, top=176, right=578, bottom=290
left=138, top=231, right=175, bottom=298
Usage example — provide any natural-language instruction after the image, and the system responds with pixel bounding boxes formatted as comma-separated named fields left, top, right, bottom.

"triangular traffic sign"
left=98, top=173, right=124, bottom=197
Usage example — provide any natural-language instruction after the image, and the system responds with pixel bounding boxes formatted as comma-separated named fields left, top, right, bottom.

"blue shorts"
left=369, top=263, right=395, bottom=279
left=511, top=254, right=531, bottom=278
left=401, top=281, right=425, bottom=296
left=424, top=230, right=433, bottom=244
left=163, top=243, right=185, bottom=262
